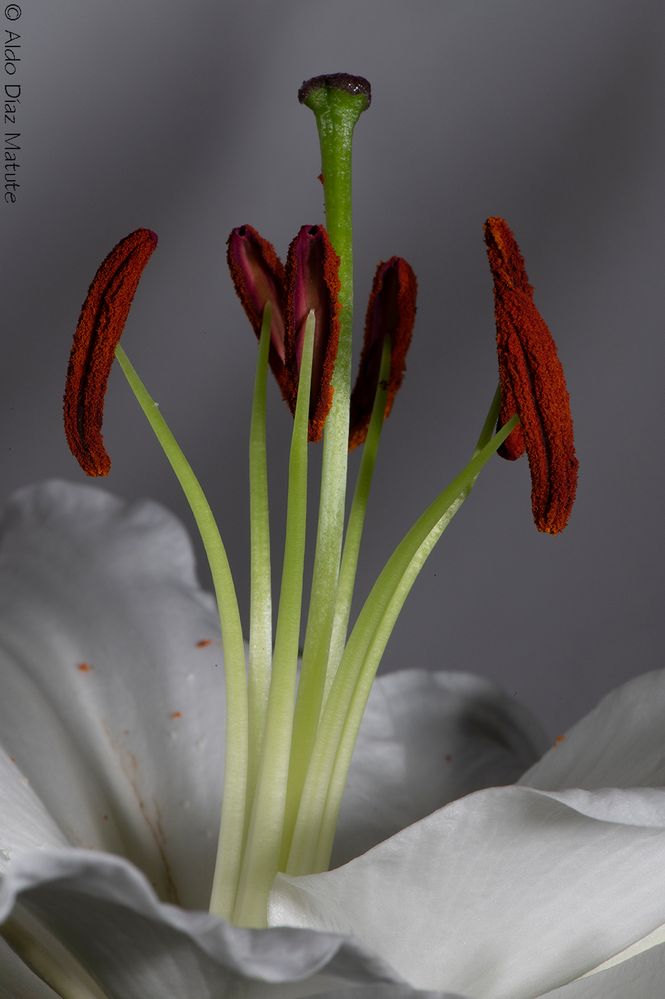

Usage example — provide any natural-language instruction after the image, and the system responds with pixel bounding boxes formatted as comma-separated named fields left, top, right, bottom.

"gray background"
left=1, top=0, right=663, bottom=738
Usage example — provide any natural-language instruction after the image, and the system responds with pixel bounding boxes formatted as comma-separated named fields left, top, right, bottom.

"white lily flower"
left=2, top=480, right=665, bottom=999
left=3, top=67, right=655, bottom=999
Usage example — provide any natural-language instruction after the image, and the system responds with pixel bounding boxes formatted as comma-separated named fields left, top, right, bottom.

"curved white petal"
left=542, top=941, right=665, bottom=998
left=334, top=670, right=547, bottom=865
left=0, top=848, right=418, bottom=999
left=519, top=670, right=665, bottom=791
left=270, top=785, right=665, bottom=999
left=0, top=480, right=226, bottom=909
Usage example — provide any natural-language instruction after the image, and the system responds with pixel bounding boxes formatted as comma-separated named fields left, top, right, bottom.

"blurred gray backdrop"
left=1, top=0, right=663, bottom=738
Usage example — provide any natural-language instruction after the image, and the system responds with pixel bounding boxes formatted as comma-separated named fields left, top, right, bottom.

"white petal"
left=579, top=922, right=665, bottom=979
left=334, top=670, right=547, bottom=865
left=541, top=941, right=665, bottom=998
left=270, top=785, right=665, bottom=998
left=519, top=670, right=665, bottom=791
left=0, top=848, right=418, bottom=998
left=0, top=480, right=226, bottom=908
left=0, top=748, right=69, bottom=868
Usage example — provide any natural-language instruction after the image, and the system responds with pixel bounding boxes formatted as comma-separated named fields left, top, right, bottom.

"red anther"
left=349, top=257, right=417, bottom=450
left=484, top=217, right=578, bottom=533
left=64, top=228, right=157, bottom=476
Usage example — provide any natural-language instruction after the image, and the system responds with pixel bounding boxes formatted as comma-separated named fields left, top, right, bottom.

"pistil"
left=286, top=75, right=371, bottom=842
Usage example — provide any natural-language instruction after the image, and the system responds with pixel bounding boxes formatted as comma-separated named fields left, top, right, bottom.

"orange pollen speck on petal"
left=170, top=711, right=183, bottom=720
left=77, top=662, right=93, bottom=673
left=196, top=639, right=213, bottom=648
left=554, top=734, right=567, bottom=747
left=64, top=228, right=158, bottom=477
left=484, top=216, right=578, bottom=534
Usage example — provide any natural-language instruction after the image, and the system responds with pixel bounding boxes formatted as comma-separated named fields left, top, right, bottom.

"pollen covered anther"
left=226, top=225, right=291, bottom=404
left=285, top=225, right=341, bottom=441
left=349, top=256, right=417, bottom=450
left=64, top=228, right=158, bottom=476
left=484, top=216, right=578, bottom=533
left=227, top=223, right=341, bottom=441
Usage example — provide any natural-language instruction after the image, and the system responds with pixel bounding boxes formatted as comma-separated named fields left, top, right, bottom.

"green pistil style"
left=286, top=75, right=372, bottom=838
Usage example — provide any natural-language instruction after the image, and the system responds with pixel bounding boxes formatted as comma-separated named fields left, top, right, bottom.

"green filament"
left=326, top=335, right=392, bottom=685
left=232, top=311, right=316, bottom=928
left=247, top=305, right=273, bottom=804
left=114, top=345, right=247, bottom=920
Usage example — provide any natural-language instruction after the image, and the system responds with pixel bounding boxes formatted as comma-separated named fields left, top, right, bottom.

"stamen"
left=484, top=216, right=578, bottom=533
left=349, top=256, right=417, bottom=449
left=285, top=225, right=341, bottom=441
left=64, top=228, right=157, bottom=476
left=226, top=225, right=292, bottom=404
